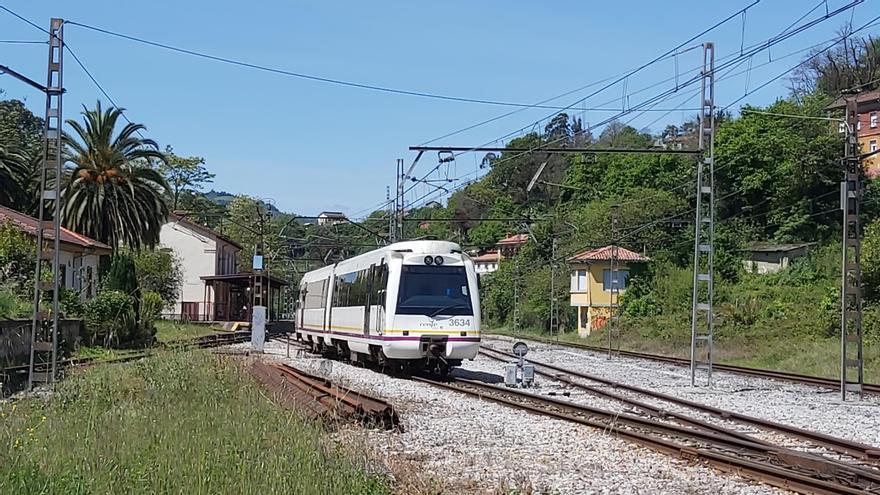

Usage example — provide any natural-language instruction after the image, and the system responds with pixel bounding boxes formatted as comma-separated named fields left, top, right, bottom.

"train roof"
left=299, top=240, right=464, bottom=283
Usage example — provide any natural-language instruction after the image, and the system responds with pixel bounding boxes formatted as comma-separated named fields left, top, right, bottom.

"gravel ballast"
left=483, top=335, right=880, bottom=448
left=241, top=338, right=789, bottom=495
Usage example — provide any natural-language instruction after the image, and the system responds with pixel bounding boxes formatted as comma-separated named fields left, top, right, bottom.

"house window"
left=871, top=112, right=878, bottom=128
left=602, top=269, right=629, bottom=291
left=871, top=140, right=878, bottom=153
left=570, top=269, right=588, bottom=292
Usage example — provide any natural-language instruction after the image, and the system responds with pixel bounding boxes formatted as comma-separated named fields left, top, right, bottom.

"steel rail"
left=489, top=334, right=880, bottom=394
left=414, top=375, right=878, bottom=495
left=2, top=331, right=253, bottom=374
left=480, top=346, right=880, bottom=463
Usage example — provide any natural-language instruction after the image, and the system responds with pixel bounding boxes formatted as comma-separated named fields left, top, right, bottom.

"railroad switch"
left=504, top=341, right=535, bottom=388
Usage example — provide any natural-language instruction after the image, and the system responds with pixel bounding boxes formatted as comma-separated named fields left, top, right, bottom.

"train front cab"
left=380, top=251, right=481, bottom=366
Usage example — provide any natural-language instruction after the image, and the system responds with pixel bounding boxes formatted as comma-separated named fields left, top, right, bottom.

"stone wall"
left=0, top=319, right=82, bottom=368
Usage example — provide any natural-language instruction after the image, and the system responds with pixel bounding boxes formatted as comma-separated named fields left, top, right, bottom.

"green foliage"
left=0, top=351, right=389, bottom=494
left=0, top=221, right=35, bottom=298
left=58, top=288, right=84, bottom=319
left=83, top=290, right=137, bottom=347
left=0, top=287, right=29, bottom=319
left=61, top=101, right=170, bottom=249
left=106, top=253, right=140, bottom=298
left=131, top=248, right=182, bottom=305
left=159, top=146, right=215, bottom=210
left=863, top=218, right=880, bottom=301
left=139, top=291, right=164, bottom=326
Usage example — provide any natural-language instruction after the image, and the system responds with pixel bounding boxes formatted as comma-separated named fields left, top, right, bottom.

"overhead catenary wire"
left=58, top=18, right=710, bottom=112
left=393, top=5, right=873, bottom=217
left=0, top=6, right=148, bottom=139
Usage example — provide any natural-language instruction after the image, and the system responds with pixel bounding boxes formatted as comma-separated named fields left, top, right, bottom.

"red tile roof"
left=568, top=245, right=649, bottom=263
left=0, top=205, right=112, bottom=253
left=496, top=233, right=529, bottom=246
left=471, top=250, right=500, bottom=263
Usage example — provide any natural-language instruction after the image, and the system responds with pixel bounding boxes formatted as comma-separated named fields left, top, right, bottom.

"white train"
left=295, top=240, right=480, bottom=374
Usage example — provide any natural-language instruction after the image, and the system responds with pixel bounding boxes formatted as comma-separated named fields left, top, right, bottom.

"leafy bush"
left=83, top=290, right=153, bottom=347
left=132, top=248, right=182, bottom=305
left=59, top=287, right=84, bottom=318
left=0, top=222, right=35, bottom=298
left=140, top=290, right=164, bottom=326
left=0, top=286, right=29, bottom=319
left=623, top=293, right=662, bottom=317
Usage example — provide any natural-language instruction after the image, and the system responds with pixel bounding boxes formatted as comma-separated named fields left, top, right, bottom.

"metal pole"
left=840, top=96, right=863, bottom=400
left=396, top=158, right=404, bottom=242
left=28, top=18, right=63, bottom=389
left=550, top=237, right=558, bottom=341
left=609, top=204, right=620, bottom=359
left=513, top=254, right=520, bottom=334
left=690, top=42, right=715, bottom=387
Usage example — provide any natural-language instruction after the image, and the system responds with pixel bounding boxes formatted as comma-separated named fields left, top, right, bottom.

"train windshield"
left=396, top=265, right=473, bottom=316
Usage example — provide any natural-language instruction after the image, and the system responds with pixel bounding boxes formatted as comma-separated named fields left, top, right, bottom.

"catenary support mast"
left=690, top=42, right=716, bottom=387
left=28, top=18, right=64, bottom=389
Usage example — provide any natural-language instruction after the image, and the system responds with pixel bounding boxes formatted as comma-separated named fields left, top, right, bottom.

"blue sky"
left=1, top=1, right=877, bottom=217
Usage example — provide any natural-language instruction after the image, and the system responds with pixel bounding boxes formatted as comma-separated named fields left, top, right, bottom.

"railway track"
left=1, top=331, right=253, bottom=395
left=414, top=374, right=880, bottom=495
left=270, top=334, right=880, bottom=492
left=479, top=346, right=880, bottom=465
left=489, top=334, right=880, bottom=395
left=250, top=361, right=399, bottom=429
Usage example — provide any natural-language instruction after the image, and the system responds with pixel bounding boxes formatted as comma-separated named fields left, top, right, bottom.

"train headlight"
left=424, top=256, right=434, bottom=265
left=434, top=256, right=444, bottom=265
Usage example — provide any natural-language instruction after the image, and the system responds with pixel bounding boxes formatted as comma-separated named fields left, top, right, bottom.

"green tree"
left=0, top=221, right=35, bottom=298
left=132, top=247, right=183, bottom=304
left=62, top=101, right=170, bottom=249
left=0, top=99, right=43, bottom=155
left=0, top=144, right=26, bottom=208
left=159, top=146, right=215, bottom=211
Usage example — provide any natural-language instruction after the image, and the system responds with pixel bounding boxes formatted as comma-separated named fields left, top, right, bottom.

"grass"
left=0, top=350, right=389, bottom=494
left=154, top=320, right=222, bottom=343
left=490, top=323, right=880, bottom=383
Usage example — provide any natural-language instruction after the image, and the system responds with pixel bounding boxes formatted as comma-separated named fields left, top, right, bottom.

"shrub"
left=132, top=248, right=182, bottom=305
left=0, top=286, right=29, bottom=319
left=59, top=287, right=85, bottom=318
left=83, top=290, right=137, bottom=347
left=140, top=290, right=164, bottom=326
left=0, top=222, right=35, bottom=298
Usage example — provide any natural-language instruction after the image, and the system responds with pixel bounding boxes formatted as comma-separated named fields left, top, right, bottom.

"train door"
left=373, top=262, right=387, bottom=334
left=323, top=276, right=331, bottom=332
left=363, top=264, right=374, bottom=336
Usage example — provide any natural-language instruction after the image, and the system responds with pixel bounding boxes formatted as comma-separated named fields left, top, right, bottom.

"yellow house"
left=568, top=245, right=649, bottom=337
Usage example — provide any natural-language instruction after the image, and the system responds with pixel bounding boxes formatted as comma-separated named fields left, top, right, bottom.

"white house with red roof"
left=471, top=250, right=500, bottom=277
left=0, top=205, right=112, bottom=301
left=159, top=213, right=243, bottom=321
left=567, top=245, right=649, bottom=337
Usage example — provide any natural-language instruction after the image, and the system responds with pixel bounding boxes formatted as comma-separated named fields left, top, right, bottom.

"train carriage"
left=296, top=240, right=480, bottom=374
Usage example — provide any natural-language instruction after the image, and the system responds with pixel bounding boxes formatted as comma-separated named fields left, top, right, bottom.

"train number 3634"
left=448, top=318, right=471, bottom=327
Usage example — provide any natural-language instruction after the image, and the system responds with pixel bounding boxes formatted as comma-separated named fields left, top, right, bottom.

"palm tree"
left=0, top=144, right=27, bottom=209
left=62, top=102, right=169, bottom=249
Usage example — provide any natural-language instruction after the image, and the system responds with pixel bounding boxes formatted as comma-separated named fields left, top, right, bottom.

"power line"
left=61, top=18, right=703, bottom=112
left=403, top=2, right=870, bottom=215
left=0, top=6, right=147, bottom=139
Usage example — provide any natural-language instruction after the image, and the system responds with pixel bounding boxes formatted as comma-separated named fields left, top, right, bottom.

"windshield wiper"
left=428, top=303, right=469, bottom=318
